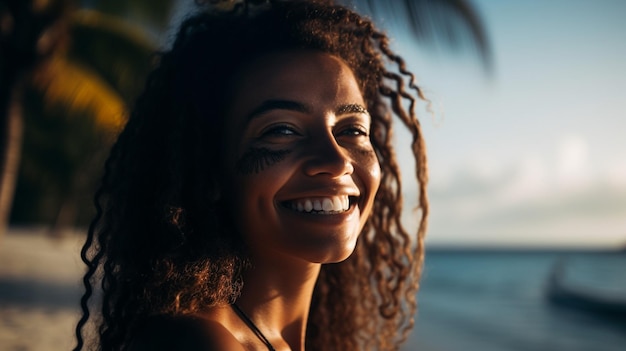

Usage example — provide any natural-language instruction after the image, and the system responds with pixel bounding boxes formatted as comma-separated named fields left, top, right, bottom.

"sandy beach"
left=0, top=227, right=85, bottom=351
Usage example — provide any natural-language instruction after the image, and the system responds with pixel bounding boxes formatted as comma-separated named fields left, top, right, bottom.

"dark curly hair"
left=74, top=1, right=429, bottom=350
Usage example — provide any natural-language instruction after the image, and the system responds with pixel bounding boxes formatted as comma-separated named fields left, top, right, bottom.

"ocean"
left=403, top=250, right=626, bottom=351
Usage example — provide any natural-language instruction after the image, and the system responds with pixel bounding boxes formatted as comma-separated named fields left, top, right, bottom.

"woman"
left=74, top=1, right=429, bottom=350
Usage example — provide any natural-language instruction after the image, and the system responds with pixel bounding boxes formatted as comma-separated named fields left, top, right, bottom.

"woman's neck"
left=236, top=253, right=321, bottom=351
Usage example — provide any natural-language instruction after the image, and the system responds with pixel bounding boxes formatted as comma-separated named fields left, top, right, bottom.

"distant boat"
left=546, top=259, right=626, bottom=322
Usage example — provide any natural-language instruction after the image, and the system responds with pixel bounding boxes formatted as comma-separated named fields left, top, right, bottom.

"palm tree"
left=13, top=8, right=165, bottom=235
left=0, top=0, right=175, bottom=240
left=0, top=0, right=71, bottom=240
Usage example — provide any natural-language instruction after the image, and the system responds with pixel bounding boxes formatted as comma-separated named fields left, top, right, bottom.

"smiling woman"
left=73, top=1, right=429, bottom=351
left=222, top=51, right=380, bottom=265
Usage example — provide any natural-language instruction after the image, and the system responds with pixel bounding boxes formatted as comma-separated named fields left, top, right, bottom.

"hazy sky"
left=388, top=0, right=626, bottom=248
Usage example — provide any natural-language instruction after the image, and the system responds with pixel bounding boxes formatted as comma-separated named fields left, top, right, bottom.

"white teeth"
left=313, top=200, right=322, bottom=211
left=332, top=197, right=342, bottom=211
left=322, top=198, right=333, bottom=211
left=288, top=196, right=352, bottom=214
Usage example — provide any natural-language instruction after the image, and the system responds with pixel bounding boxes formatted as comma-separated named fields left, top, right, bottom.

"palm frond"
left=68, top=9, right=158, bottom=104
left=350, top=0, right=492, bottom=69
left=31, top=55, right=126, bottom=133
left=87, top=0, right=177, bottom=30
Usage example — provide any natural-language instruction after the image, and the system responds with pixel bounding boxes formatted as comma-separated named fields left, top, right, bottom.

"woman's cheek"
left=354, top=147, right=381, bottom=179
left=235, top=147, right=292, bottom=175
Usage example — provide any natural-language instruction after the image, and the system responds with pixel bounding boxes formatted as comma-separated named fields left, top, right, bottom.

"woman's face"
left=221, top=51, right=381, bottom=264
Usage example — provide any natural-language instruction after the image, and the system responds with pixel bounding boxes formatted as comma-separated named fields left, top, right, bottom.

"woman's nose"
left=302, top=132, right=354, bottom=178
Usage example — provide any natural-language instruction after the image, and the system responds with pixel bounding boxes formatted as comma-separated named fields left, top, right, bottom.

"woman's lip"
left=277, top=191, right=360, bottom=201
left=275, top=187, right=362, bottom=219
left=279, top=195, right=358, bottom=212
left=278, top=200, right=360, bottom=224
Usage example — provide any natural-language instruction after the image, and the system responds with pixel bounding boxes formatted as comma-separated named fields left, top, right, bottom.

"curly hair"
left=74, top=1, right=429, bottom=350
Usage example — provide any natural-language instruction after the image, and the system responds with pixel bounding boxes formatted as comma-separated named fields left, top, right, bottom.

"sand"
left=0, top=227, right=85, bottom=351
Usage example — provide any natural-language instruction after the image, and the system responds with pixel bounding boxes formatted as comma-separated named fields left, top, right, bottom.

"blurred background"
left=0, top=0, right=624, bottom=350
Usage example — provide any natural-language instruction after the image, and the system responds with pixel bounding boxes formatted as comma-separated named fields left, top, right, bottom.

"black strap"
left=231, top=304, right=276, bottom=351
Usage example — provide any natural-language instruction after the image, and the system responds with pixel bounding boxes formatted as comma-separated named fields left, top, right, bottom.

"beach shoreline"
left=0, top=227, right=85, bottom=351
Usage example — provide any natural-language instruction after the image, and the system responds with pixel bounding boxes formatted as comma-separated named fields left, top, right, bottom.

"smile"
left=283, top=196, right=355, bottom=215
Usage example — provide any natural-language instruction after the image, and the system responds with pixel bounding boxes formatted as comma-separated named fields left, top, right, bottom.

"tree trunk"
left=0, top=82, right=24, bottom=242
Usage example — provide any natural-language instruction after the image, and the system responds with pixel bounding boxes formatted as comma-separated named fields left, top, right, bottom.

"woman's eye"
left=261, top=125, right=298, bottom=137
left=338, top=126, right=369, bottom=137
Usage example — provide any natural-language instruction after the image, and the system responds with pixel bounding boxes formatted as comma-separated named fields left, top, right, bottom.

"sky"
left=167, top=0, right=626, bottom=249
left=386, top=0, right=626, bottom=248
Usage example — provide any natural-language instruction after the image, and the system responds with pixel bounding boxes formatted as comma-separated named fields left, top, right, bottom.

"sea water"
left=402, top=250, right=626, bottom=351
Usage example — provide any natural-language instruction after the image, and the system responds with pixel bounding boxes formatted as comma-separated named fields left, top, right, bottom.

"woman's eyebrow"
left=246, top=99, right=310, bottom=121
left=336, top=104, right=369, bottom=116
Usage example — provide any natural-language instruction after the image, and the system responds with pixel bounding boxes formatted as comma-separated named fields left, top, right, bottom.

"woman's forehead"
left=234, top=50, right=353, bottom=81
left=226, top=51, right=365, bottom=117
left=236, top=51, right=359, bottom=93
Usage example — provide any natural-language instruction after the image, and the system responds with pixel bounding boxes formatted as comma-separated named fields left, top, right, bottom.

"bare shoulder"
left=199, top=317, right=247, bottom=351
left=127, top=314, right=245, bottom=351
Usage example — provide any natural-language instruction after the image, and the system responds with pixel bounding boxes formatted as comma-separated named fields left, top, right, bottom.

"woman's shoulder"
left=127, top=314, right=245, bottom=351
